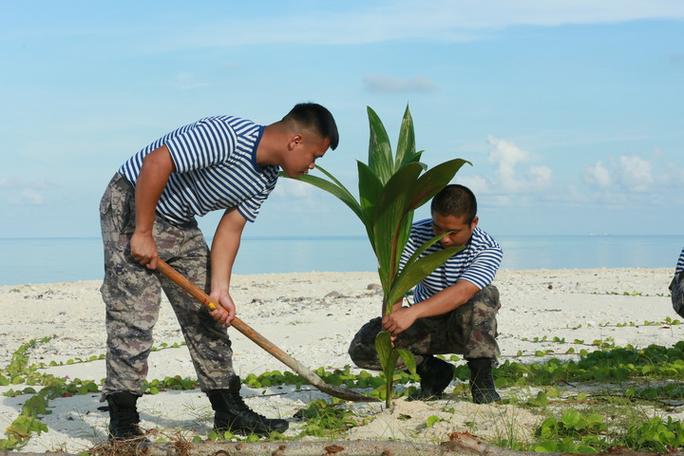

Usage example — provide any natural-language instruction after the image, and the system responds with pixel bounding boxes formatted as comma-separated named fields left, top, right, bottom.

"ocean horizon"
left=0, top=234, right=681, bottom=286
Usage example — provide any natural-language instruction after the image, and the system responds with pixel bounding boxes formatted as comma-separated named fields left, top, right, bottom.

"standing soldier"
left=349, top=184, right=503, bottom=404
left=100, top=104, right=338, bottom=439
left=670, top=247, right=684, bottom=318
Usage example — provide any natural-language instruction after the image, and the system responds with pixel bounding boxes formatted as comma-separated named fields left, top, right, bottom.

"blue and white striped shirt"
left=399, top=219, right=503, bottom=304
left=677, top=247, right=684, bottom=274
left=119, top=116, right=279, bottom=225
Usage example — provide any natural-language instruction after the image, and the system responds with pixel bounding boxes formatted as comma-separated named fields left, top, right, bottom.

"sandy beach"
left=0, top=268, right=681, bottom=453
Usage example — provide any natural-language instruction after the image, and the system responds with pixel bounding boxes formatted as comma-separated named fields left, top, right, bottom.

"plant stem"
left=385, top=377, right=393, bottom=408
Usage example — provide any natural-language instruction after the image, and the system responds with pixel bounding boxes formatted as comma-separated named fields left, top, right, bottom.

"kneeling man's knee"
left=347, top=318, right=383, bottom=371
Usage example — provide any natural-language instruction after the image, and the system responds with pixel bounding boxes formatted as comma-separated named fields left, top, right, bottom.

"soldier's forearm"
left=412, top=280, right=479, bottom=319
left=135, top=146, right=175, bottom=233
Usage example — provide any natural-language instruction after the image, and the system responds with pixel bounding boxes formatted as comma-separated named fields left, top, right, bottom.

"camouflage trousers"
left=99, top=173, right=234, bottom=397
left=671, top=272, right=684, bottom=318
left=348, top=285, right=501, bottom=370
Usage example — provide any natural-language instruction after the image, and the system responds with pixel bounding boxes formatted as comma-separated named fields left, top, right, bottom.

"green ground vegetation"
left=4, top=336, right=684, bottom=452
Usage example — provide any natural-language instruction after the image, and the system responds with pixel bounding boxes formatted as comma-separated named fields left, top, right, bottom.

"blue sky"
left=1, top=1, right=683, bottom=239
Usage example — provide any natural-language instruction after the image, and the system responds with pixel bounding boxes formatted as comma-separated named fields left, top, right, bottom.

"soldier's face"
left=431, top=212, right=478, bottom=248
left=281, top=134, right=330, bottom=178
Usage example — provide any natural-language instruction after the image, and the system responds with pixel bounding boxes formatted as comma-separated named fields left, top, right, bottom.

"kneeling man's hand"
left=382, top=307, right=417, bottom=337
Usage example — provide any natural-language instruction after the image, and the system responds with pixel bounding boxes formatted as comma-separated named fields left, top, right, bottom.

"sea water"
left=0, top=235, right=681, bottom=285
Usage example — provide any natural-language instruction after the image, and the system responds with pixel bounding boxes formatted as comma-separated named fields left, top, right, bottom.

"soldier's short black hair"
left=282, top=103, right=339, bottom=150
left=431, top=184, right=477, bottom=224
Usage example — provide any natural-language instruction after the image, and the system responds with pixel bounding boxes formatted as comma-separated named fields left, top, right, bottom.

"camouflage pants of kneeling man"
left=348, top=285, right=501, bottom=369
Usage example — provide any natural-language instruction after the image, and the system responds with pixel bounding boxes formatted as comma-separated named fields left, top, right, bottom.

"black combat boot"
left=410, top=355, right=455, bottom=399
left=207, top=376, right=289, bottom=435
left=468, top=358, right=501, bottom=404
left=106, top=392, right=145, bottom=440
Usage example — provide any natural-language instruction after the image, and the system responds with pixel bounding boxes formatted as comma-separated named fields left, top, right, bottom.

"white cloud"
left=487, top=136, right=551, bottom=192
left=530, top=165, right=552, bottom=188
left=20, top=189, right=45, bottom=205
left=8, top=2, right=684, bottom=51
left=585, top=161, right=612, bottom=188
left=172, top=72, right=209, bottom=90
left=487, top=136, right=527, bottom=191
left=272, top=178, right=315, bottom=200
left=457, top=175, right=489, bottom=194
left=0, top=177, right=52, bottom=206
left=619, top=155, right=652, bottom=191
left=585, top=155, right=654, bottom=192
left=363, top=75, right=437, bottom=93
left=150, top=1, right=684, bottom=49
left=574, top=153, right=676, bottom=212
left=3, top=188, right=46, bottom=206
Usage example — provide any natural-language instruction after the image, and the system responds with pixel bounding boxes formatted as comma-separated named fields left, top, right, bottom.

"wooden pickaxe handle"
left=155, top=258, right=377, bottom=402
left=156, top=259, right=287, bottom=363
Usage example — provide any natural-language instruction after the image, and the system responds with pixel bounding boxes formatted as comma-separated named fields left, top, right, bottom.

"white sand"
left=0, top=268, right=680, bottom=452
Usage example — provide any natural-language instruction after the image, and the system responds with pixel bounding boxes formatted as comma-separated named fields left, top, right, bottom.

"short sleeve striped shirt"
left=119, top=116, right=279, bottom=225
left=677, top=247, right=684, bottom=274
left=399, top=219, right=503, bottom=304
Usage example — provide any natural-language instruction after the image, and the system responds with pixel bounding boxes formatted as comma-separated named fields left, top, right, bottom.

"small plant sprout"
left=293, top=106, right=468, bottom=406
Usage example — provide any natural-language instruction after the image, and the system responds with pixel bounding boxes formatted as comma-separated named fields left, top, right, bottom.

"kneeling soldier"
left=349, top=184, right=503, bottom=403
left=670, top=247, right=684, bottom=318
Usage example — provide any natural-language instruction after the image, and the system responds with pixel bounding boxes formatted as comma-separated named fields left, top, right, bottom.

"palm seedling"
left=295, top=106, right=469, bottom=406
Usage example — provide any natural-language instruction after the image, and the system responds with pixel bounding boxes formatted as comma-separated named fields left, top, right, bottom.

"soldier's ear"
left=286, top=134, right=302, bottom=152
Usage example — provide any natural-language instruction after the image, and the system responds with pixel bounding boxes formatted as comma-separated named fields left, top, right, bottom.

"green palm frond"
left=288, top=105, right=469, bottom=406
